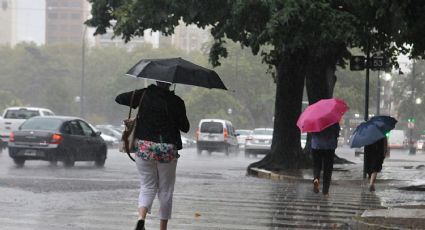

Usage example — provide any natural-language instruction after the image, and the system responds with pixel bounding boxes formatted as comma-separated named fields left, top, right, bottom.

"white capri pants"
left=135, top=156, right=177, bottom=220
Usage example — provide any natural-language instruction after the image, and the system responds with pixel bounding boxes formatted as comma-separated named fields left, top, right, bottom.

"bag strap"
left=126, top=90, right=146, bottom=162
left=136, top=91, right=146, bottom=118
left=128, top=90, right=136, bottom=119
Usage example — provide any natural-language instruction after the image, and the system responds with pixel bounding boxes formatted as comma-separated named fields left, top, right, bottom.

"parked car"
left=388, top=129, right=408, bottom=149
left=100, top=133, right=119, bottom=148
left=95, top=125, right=121, bottom=148
left=416, top=139, right=424, bottom=151
left=235, top=129, right=252, bottom=149
left=181, top=136, right=196, bottom=148
left=0, top=107, right=55, bottom=149
left=195, top=119, right=238, bottom=155
left=245, top=128, right=273, bottom=157
left=8, top=116, right=107, bottom=168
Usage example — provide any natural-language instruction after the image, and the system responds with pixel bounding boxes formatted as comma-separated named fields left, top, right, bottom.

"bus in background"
left=388, top=129, right=407, bottom=149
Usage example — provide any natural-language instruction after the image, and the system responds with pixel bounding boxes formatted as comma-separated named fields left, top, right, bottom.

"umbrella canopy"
left=125, top=57, right=227, bottom=90
left=350, top=115, right=398, bottom=148
left=297, top=98, right=349, bottom=133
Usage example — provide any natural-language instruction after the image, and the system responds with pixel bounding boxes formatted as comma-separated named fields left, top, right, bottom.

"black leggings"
left=312, top=149, right=335, bottom=194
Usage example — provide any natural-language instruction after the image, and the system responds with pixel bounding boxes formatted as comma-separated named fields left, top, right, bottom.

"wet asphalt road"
left=0, top=146, right=423, bottom=229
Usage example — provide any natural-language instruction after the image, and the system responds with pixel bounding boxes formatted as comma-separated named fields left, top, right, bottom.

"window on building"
left=71, top=13, right=81, bottom=20
left=48, top=13, right=58, bottom=19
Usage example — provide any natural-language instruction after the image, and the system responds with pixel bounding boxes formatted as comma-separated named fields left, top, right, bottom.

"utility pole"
left=408, top=60, right=416, bottom=154
left=80, top=25, right=87, bottom=118
left=376, top=70, right=381, bottom=116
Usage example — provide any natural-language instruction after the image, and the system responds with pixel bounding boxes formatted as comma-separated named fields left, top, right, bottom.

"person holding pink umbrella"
left=297, top=98, right=348, bottom=197
left=311, top=123, right=341, bottom=196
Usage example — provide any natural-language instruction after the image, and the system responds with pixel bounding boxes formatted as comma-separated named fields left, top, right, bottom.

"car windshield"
left=200, top=122, right=223, bottom=133
left=4, top=109, right=40, bottom=119
left=253, top=129, right=273, bottom=135
left=236, top=130, right=251, bottom=135
left=21, top=118, right=62, bottom=131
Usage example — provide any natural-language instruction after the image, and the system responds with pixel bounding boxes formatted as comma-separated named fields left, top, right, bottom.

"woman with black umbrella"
left=115, top=81, right=190, bottom=230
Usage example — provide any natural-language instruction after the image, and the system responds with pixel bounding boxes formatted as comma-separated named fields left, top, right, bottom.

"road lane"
left=0, top=146, right=422, bottom=229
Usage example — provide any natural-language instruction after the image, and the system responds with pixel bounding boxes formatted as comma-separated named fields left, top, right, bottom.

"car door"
left=68, top=120, right=88, bottom=161
left=226, top=122, right=238, bottom=148
left=78, top=120, right=101, bottom=160
left=60, top=121, right=80, bottom=157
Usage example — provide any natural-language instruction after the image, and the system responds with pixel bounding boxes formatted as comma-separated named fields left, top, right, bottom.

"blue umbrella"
left=350, top=116, right=397, bottom=148
left=368, top=115, right=397, bottom=131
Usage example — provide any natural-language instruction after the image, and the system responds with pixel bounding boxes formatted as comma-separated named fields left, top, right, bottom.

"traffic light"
left=408, top=118, right=416, bottom=123
left=350, top=56, right=366, bottom=71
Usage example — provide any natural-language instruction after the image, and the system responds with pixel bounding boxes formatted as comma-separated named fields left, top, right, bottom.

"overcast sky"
left=15, top=0, right=45, bottom=45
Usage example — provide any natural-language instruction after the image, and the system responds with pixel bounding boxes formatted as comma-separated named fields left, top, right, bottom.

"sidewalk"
left=248, top=149, right=425, bottom=229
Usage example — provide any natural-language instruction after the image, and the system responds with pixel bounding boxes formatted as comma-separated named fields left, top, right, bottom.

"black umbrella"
left=125, top=57, right=227, bottom=90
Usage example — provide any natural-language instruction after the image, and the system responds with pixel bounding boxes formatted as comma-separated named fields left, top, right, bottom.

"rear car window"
left=200, top=122, right=223, bottom=133
left=253, top=129, right=273, bottom=135
left=4, top=109, right=40, bottom=119
left=21, top=118, right=62, bottom=131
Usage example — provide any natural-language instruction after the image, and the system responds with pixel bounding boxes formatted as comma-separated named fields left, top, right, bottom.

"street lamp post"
left=376, top=71, right=381, bottom=116
left=408, top=60, right=424, bottom=154
left=80, top=25, right=87, bottom=118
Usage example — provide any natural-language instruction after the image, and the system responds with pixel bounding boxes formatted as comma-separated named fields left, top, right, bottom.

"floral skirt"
left=135, top=139, right=179, bottom=163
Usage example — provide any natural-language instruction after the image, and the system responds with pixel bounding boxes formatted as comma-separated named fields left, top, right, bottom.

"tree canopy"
left=86, top=0, right=425, bottom=170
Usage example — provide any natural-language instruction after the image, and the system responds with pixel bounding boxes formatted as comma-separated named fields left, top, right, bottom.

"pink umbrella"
left=297, top=98, right=349, bottom=133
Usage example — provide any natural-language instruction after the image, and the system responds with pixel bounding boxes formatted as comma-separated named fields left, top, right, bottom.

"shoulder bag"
left=119, top=90, right=145, bottom=161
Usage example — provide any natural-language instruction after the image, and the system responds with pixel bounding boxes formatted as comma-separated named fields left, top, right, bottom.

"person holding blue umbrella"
left=364, top=136, right=390, bottom=192
left=350, top=115, right=397, bottom=192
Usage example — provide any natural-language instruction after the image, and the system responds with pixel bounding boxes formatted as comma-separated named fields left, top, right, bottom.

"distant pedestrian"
left=311, top=123, right=340, bottom=197
left=364, top=137, right=389, bottom=192
left=115, top=81, right=190, bottom=230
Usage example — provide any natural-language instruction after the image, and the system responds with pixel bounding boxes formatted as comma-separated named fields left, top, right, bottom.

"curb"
left=247, top=167, right=304, bottom=180
left=248, top=167, right=425, bottom=230
left=349, top=216, right=404, bottom=230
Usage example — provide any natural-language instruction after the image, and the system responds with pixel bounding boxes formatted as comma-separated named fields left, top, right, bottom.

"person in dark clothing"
left=311, top=123, right=340, bottom=197
left=364, top=137, right=389, bottom=192
left=115, top=81, right=189, bottom=230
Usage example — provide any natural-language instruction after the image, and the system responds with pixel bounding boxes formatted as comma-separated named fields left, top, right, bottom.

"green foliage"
left=0, top=42, right=275, bottom=128
left=0, top=90, right=22, bottom=113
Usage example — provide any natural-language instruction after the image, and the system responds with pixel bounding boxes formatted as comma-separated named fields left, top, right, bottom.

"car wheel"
left=13, top=158, right=25, bottom=167
left=63, top=155, right=75, bottom=168
left=95, top=148, right=107, bottom=167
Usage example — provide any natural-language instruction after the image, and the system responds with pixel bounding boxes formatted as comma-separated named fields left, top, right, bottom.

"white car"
left=235, top=129, right=252, bottom=149
left=100, top=133, right=119, bottom=147
left=196, top=119, right=238, bottom=155
left=244, top=128, right=273, bottom=157
left=0, top=107, right=55, bottom=149
left=416, top=139, right=424, bottom=151
left=181, top=136, right=196, bottom=148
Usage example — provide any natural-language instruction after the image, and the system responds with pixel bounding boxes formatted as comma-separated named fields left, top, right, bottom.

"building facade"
left=45, top=0, right=90, bottom=44
left=0, top=0, right=45, bottom=46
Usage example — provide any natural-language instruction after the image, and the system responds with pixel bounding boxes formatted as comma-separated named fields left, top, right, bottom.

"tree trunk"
left=305, top=44, right=352, bottom=164
left=249, top=51, right=311, bottom=170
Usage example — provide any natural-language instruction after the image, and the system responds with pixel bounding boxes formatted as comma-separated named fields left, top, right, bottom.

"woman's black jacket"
left=115, top=84, right=190, bottom=150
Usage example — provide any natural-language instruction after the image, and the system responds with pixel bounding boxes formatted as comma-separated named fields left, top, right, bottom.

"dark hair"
left=156, top=81, right=171, bottom=89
